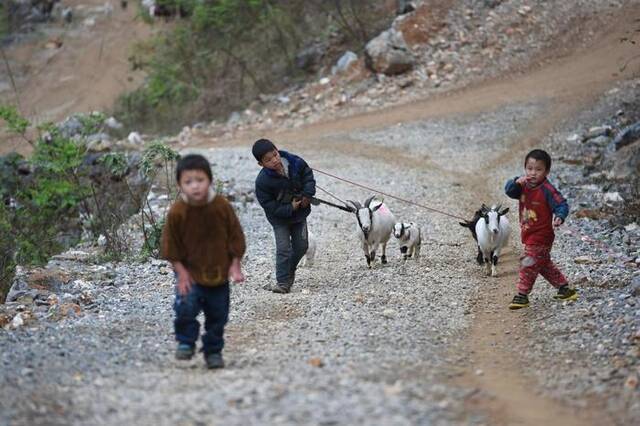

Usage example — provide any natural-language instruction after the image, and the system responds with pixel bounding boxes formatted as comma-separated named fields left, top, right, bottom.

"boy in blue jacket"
left=252, top=139, right=316, bottom=294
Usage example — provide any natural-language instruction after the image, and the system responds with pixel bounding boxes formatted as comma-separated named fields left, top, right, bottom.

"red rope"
left=312, top=167, right=468, bottom=221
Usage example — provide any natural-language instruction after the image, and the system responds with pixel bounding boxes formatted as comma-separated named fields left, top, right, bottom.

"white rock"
left=127, top=132, right=143, bottom=145
left=624, top=223, right=638, bottom=232
left=105, top=117, right=123, bottom=129
left=566, top=133, right=580, bottom=142
left=319, top=77, right=331, bottom=85
left=382, top=308, right=396, bottom=318
left=332, top=51, right=358, bottom=75
left=603, top=192, right=624, bottom=203
left=10, top=313, right=24, bottom=329
left=97, top=234, right=107, bottom=246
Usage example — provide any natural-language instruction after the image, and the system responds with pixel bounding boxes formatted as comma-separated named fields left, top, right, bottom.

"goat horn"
left=495, top=204, right=502, bottom=211
left=364, top=195, right=376, bottom=208
left=346, top=200, right=361, bottom=210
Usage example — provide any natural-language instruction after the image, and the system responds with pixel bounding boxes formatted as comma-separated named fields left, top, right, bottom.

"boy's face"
left=258, top=149, right=282, bottom=171
left=524, top=157, right=549, bottom=186
left=178, top=169, right=211, bottom=204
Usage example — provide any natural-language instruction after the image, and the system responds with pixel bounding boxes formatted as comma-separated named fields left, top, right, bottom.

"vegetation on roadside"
left=0, top=106, right=180, bottom=301
left=116, top=0, right=394, bottom=133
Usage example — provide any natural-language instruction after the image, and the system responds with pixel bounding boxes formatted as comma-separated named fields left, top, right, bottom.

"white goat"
left=475, top=204, right=511, bottom=277
left=347, top=196, right=395, bottom=268
left=393, top=222, right=422, bottom=260
left=301, top=230, right=316, bottom=267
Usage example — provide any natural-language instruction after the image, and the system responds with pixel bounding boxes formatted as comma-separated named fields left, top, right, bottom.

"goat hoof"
left=381, top=257, right=387, bottom=264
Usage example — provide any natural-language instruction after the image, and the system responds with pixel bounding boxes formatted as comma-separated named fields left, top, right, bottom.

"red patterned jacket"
left=505, top=177, right=569, bottom=246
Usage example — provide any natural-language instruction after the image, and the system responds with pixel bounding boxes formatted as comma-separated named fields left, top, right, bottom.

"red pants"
left=517, top=245, right=567, bottom=295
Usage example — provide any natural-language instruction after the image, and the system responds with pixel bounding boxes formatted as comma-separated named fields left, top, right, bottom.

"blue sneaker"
left=175, top=343, right=195, bottom=360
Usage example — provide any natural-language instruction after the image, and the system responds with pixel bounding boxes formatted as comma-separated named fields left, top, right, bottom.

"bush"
left=116, top=0, right=394, bottom=133
left=0, top=203, right=15, bottom=303
left=0, top=105, right=183, bottom=273
left=1, top=107, right=89, bottom=265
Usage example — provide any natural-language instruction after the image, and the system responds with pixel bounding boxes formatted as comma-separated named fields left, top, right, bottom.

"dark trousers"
left=273, top=220, right=308, bottom=286
left=174, top=282, right=230, bottom=354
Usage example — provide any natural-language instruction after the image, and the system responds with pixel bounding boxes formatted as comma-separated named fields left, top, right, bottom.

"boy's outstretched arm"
left=505, top=176, right=523, bottom=199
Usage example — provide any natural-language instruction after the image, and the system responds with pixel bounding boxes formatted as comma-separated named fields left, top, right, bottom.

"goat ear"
left=481, top=203, right=489, bottom=212
left=364, top=195, right=376, bottom=208
left=346, top=200, right=360, bottom=211
left=459, top=221, right=469, bottom=228
left=499, top=207, right=510, bottom=216
left=371, top=202, right=383, bottom=212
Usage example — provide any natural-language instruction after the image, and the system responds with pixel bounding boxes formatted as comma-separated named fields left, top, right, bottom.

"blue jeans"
left=273, top=220, right=308, bottom=286
left=174, top=282, right=230, bottom=354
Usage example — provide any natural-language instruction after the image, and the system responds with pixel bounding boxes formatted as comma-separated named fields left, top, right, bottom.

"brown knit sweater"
left=161, top=195, right=246, bottom=286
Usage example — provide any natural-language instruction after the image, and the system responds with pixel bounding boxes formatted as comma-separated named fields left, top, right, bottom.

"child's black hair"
left=524, top=149, right=552, bottom=171
left=176, top=154, right=213, bottom=182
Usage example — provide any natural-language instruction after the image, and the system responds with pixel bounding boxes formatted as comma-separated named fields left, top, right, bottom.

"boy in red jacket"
left=505, top=149, right=578, bottom=309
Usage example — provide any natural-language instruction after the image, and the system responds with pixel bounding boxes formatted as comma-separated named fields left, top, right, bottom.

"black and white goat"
left=459, top=208, right=484, bottom=265
left=393, top=222, right=422, bottom=260
left=347, top=196, right=395, bottom=268
left=473, top=204, right=510, bottom=277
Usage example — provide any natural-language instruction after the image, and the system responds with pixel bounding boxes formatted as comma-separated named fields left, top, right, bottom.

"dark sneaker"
left=271, top=284, right=290, bottom=294
left=205, top=352, right=224, bottom=369
left=263, top=283, right=289, bottom=293
left=175, top=343, right=195, bottom=360
left=509, top=293, right=530, bottom=310
left=554, top=286, right=578, bottom=301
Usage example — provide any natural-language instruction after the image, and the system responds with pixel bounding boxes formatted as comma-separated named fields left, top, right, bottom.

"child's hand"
left=516, top=176, right=529, bottom=186
left=292, top=199, right=302, bottom=211
left=228, top=258, right=245, bottom=284
left=229, top=268, right=245, bottom=283
left=553, top=217, right=564, bottom=228
left=177, top=272, right=194, bottom=296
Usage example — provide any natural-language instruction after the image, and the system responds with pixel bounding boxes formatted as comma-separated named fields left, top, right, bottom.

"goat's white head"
left=481, top=204, right=509, bottom=237
left=393, top=222, right=406, bottom=239
left=347, top=196, right=382, bottom=240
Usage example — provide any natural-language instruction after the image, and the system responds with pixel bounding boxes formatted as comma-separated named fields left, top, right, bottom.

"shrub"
left=0, top=203, right=15, bottom=303
left=116, top=0, right=394, bottom=133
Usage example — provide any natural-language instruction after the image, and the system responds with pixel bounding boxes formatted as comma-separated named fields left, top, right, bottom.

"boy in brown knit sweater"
left=161, top=154, right=246, bottom=369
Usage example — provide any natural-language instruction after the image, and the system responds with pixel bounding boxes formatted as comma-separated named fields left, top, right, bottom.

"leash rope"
left=316, top=184, right=349, bottom=206
left=312, top=167, right=467, bottom=221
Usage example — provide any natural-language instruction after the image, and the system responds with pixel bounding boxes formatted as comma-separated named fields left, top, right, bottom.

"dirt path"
left=2, top=2, right=640, bottom=425
left=200, top=4, right=639, bottom=424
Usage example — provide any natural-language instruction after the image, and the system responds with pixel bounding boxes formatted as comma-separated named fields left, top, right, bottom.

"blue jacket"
left=255, top=151, right=316, bottom=225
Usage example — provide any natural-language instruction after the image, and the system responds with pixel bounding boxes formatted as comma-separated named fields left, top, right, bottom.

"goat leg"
left=491, top=253, right=498, bottom=277
left=380, top=243, right=387, bottom=264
